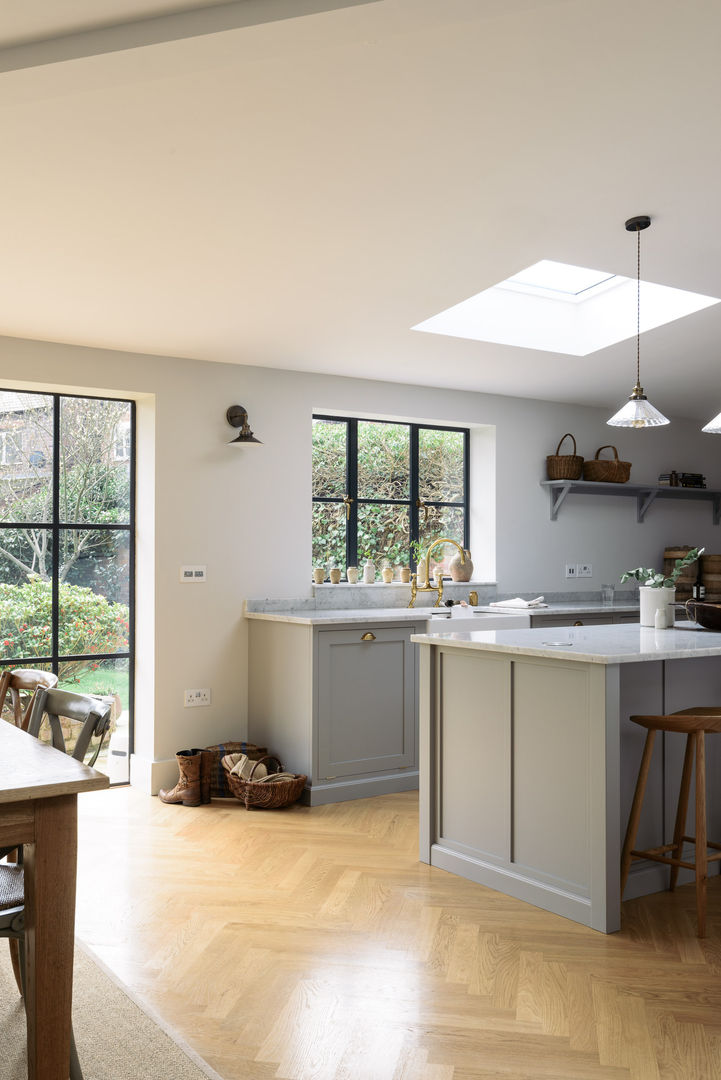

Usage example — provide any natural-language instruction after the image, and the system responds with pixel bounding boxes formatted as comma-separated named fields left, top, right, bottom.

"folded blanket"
left=488, top=596, right=547, bottom=609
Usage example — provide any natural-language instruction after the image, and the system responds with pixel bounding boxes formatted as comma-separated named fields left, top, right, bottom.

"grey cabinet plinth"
left=248, top=618, right=423, bottom=805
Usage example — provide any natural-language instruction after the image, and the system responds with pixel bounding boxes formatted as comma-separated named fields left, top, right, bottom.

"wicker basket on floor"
left=223, top=754, right=307, bottom=810
left=582, top=445, right=631, bottom=483
left=204, top=741, right=268, bottom=798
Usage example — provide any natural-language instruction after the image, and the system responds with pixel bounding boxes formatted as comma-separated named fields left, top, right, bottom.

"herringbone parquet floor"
left=75, top=787, right=721, bottom=1080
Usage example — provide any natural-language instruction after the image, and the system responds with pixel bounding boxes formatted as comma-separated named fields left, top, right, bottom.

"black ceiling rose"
left=625, top=215, right=651, bottom=232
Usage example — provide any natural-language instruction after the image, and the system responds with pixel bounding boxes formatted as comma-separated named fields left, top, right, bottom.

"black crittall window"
left=312, top=415, right=469, bottom=578
left=0, top=389, right=135, bottom=783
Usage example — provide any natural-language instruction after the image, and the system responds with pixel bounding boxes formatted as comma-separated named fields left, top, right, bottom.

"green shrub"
left=0, top=576, right=129, bottom=673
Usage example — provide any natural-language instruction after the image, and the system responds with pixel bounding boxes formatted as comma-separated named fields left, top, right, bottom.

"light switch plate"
left=180, top=565, right=207, bottom=582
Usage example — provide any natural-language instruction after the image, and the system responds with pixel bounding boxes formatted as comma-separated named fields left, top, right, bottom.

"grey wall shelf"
left=540, top=479, right=721, bottom=524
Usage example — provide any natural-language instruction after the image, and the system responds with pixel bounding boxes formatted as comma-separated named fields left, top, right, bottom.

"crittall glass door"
left=0, top=390, right=134, bottom=781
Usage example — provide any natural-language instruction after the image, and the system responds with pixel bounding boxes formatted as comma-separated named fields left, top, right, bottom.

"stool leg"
left=695, top=732, right=707, bottom=938
left=670, top=733, right=695, bottom=892
left=621, top=728, right=656, bottom=897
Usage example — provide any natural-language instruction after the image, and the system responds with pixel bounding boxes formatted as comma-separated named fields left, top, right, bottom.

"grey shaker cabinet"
left=247, top=618, right=423, bottom=805
left=316, top=626, right=417, bottom=783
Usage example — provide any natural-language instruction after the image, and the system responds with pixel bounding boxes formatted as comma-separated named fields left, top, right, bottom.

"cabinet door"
left=316, top=626, right=416, bottom=781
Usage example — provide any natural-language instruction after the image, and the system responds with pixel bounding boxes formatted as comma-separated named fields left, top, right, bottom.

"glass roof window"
left=412, top=260, right=720, bottom=356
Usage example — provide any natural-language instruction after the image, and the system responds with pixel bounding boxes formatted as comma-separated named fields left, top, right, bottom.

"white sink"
left=424, top=610, right=530, bottom=633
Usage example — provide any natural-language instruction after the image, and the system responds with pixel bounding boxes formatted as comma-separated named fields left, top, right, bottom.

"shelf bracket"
left=549, top=482, right=572, bottom=521
left=636, top=490, right=658, bottom=523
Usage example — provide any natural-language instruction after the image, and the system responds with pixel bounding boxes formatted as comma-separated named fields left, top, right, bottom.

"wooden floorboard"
left=75, top=788, right=721, bottom=1080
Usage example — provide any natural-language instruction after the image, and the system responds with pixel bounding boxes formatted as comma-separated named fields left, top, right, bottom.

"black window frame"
left=0, top=388, right=135, bottom=779
left=312, top=414, right=470, bottom=572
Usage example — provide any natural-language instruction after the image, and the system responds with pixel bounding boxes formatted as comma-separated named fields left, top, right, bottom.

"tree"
left=0, top=395, right=130, bottom=590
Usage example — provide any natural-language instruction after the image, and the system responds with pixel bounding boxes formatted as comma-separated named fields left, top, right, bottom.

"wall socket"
left=565, top=564, right=576, bottom=578
left=184, top=688, right=211, bottom=707
left=577, top=563, right=593, bottom=577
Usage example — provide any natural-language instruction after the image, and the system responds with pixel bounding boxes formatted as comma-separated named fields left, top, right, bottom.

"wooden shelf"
left=540, top=479, right=721, bottom=524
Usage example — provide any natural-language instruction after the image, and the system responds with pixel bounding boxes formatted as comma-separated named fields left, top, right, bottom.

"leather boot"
left=159, top=750, right=202, bottom=806
left=188, top=747, right=213, bottom=804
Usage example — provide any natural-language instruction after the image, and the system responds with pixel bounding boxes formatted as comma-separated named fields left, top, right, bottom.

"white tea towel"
left=488, top=596, right=548, bottom=609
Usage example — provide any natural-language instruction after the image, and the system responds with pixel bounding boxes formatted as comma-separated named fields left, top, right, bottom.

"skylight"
left=412, top=260, right=720, bottom=356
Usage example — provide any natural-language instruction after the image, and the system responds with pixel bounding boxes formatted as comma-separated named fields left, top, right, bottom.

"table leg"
left=23, top=794, right=78, bottom=1080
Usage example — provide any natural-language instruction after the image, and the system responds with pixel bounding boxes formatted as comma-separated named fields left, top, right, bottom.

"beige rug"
left=0, top=941, right=224, bottom=1080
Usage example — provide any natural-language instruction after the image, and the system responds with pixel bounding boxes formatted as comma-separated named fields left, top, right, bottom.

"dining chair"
left=0, top=668, right=59, bottom=730
left=0, top=687, right=112, bottom=1080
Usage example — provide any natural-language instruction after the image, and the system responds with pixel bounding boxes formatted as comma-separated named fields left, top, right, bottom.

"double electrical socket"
left=565, top=563, right=593, bottom=578
left=184, top=688, right=211, bottom=707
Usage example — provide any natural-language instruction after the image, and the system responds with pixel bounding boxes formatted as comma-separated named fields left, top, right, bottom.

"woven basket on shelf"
left=582, top=445, right=631, bottom=484
left=546, top=433, right=583, bottom=480
left=204, top=741, right=268, bottom=798
left=223, top=754, right=307, bottom=810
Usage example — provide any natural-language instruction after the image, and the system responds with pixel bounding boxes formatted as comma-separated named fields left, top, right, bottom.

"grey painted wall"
left=1, top=335, right=718, bottom=786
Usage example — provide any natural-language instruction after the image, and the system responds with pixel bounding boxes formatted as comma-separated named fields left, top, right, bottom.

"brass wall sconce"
left=226, top=405, right=262, bottom=445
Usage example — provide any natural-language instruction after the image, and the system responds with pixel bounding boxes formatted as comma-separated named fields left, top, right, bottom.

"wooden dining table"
left=0, top=720, right=109, bottom=1079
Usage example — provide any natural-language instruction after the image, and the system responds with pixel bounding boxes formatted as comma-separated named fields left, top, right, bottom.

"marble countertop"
left=245, top=601, right=639, bottom=625
left=244, top=607, right=433, bottom=625
left=410, top=621, right=721, bottom=664
left=476, top=602, right=639, bottom=616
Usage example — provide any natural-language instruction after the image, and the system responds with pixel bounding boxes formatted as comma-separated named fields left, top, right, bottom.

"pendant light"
left=607, top=215, right=670, bottom=428
left=702, top=412, right=721, bottom=433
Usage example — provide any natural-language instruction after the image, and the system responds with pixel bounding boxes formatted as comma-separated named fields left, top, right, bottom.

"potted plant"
left=380, top=558, right=394, bottom=584
left=410, top=539, right=427, bottom=582
left=620, top=546, right=704, bottom=626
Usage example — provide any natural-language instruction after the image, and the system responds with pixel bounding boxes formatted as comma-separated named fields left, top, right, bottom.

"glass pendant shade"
left=702, top=410, right=721, bottom=433
left=607, top=384, right=670, bottom=428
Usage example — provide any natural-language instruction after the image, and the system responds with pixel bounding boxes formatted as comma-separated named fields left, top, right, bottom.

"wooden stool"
left=621, top=708, right=721, bottom=936
left=0, top=668, right=59, bottom=730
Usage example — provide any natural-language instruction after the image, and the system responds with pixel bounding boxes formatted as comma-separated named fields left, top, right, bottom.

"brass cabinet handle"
left=573, top=620, right=584, bottom=626
left=361, top=632, right=376, bottom=641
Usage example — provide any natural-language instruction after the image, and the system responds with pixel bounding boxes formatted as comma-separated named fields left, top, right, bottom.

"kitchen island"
left=411, top=622, right=721, bottom=932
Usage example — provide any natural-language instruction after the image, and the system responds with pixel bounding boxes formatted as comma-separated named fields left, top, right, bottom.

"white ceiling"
left=2, top=0, right=721, bottom=420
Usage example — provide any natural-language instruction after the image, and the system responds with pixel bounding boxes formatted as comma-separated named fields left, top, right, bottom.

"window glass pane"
left=312, top=419, right=346, bottom=498
left=419, top=428, right=465, bottom=503
left=58, top=658, right=130, bottom=782
left=358, top=503, right=410, bottom=567
left=357, top=422, right=409, bottom=500
left=59, top=398, right=131, bottom=525
left=0, top=526, right=53, bottom=586
left=420, top=509, right=465, bottom=572
left=0, top=391, right=53, bottom=523
left=0, top=660, right=53, bottom=724
left=59, top=530, right=130, bottom=655
left=0, top=539, right=53, bottom=660
left=312, top=502, right=346, bottom=572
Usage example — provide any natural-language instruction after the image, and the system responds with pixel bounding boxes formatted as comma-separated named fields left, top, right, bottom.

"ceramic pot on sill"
left=449, top=549, right=473, bottom=582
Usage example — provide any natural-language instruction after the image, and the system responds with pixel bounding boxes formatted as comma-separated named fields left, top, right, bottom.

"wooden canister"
left=701, top=554, right=721, bottom=601
left=663, top=546, right=697, bottom=600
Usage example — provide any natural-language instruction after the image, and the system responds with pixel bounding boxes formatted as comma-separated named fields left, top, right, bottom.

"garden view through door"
left=0, top=390, right=134, bottom=782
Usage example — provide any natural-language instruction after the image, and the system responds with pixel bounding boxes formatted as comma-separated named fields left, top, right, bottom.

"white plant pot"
left=639, top=585, right=675, bottom=627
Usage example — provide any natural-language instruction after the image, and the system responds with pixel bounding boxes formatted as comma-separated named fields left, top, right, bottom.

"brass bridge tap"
left=408, top=538, right=465, bottom=608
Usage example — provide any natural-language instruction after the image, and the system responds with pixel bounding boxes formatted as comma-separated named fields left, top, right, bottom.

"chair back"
left=25, top=687, right=113, bottom=766
left=0, top=668, right=59, bottom=728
